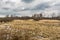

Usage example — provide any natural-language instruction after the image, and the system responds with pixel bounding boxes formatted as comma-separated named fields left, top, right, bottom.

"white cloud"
left=0, top=0, right=60, bottom=16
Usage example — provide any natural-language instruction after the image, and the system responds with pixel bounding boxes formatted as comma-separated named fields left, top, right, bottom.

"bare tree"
left=6, top=15, right=9, bottom=18
left=32, top=13, right=42, bottom=21
left=51, top=13, right=55, bottom=18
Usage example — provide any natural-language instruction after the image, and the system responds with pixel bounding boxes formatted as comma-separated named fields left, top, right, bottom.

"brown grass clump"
left=0, top=20, right=60, bottom=40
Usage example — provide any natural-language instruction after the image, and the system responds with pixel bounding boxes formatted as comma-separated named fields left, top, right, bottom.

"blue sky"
left=0, top=0, right=60, bottom=17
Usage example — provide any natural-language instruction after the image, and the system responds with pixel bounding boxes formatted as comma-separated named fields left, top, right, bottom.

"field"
left=0, top=19, right=60, bottom=40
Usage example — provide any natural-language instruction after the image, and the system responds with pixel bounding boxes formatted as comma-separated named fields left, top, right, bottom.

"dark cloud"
left=21, top=0, right=34, bottom=3
left=54, top=3, right=60, bottom=6
left=31, top=3, right=50, bottom=10
left=2, top=8, right=10, bottom=10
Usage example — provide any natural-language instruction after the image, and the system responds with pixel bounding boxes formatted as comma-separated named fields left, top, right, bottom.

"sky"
left=0, top=0, right=60, bottom=17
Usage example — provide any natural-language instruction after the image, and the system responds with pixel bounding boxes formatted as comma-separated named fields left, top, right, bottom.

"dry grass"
left=0, top=19, right=60, bottom=40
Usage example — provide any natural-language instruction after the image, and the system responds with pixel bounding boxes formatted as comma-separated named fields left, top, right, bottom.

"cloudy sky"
left=0, top=0, right=60, bottom=17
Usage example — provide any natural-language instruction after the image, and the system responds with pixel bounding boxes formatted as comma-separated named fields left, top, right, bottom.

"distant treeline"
left=0, top=13, right=60, bottom=22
